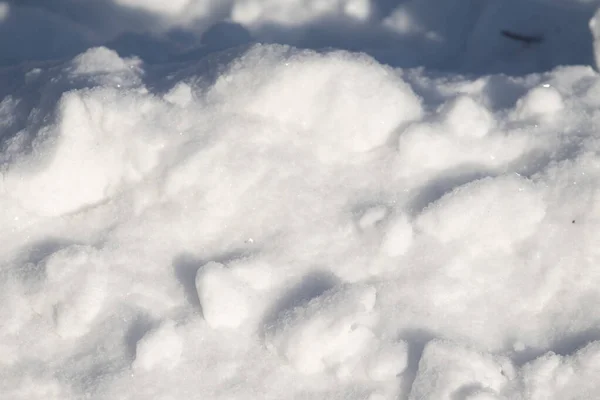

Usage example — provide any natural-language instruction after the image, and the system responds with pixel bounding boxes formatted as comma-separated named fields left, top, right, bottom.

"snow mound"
left=114, top=0, right=191, bottom=16
left=409, top=340, right=514, bottom=400
left=396, top=97, right=528, bottom=180
left=195, top=261, right=254, bottom=329
left=380, top=213, right=414, bottom=258
left=70, top=47, right=142, bottom=75
left=133, top=320, right=183, bottom=371
left=232, top=0, right=373, bottom=28
left=514, top=85, right=564, bottom=121
left=3, top=27, right=600, bottom=400
left=366, top=341, right=409, bottom=381
left=517, top=342, right=600, bottom=399
left=209, top=45, right=423, bottom=158
left=265, top=284, right=378, bottom=376
left=4, top=84, right=164, bottom=217
left=416, top=175, right=546, bottom=253
left=440, top=95, right=494, bottom=139
left=29, top=245, right=107, bottom=338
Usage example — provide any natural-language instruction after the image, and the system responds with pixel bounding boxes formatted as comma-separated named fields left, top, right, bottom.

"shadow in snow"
left=510, top=327, right=600, bottom=367
left=124, top=313, right=157, bottom=360
left=396, top=328, right=437, bottom=399
left=14, top=238, right=79, bottom=285
left=173, top=250, right=249, bottom=310
left=261, top=270, right=340, bottom=334
left=451, top=383, right=493, bottom=400
left=406, top=165, right=493, bottom=215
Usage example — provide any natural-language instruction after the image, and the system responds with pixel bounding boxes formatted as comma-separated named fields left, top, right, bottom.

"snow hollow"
left=4, top=1, right=600, bottom=399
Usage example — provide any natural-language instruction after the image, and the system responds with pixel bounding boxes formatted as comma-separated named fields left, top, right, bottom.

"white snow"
left=415, top=175, right=546, bottom=252
left=514, top=85, right=565, bottom=121
left=409, top=340, right=514, bottom=399
left=3, top=1, right=600, bottom=399
left=264, top=284, right=378, bottom=376
left=133, top=320, right=183, bottom=371
left=380, top=213, right=414, bottom=258
left=114, top=0, right=191, bottom=16
left=195, top=261, right=254, bottom=329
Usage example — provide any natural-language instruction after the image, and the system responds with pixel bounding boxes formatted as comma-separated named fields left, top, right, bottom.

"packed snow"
left=3, top=0, right=600, bottom=399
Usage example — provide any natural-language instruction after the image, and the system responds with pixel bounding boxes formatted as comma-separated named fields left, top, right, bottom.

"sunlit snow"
left=3, top=1, right=600, bottom=399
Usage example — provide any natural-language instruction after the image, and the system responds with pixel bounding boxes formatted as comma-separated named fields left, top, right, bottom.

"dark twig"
left=501, top=30, right=544, bottom=45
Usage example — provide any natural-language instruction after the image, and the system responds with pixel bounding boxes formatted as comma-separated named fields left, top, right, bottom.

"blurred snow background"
left=1, top=0, right=598, bottom=72
left=3, top=0, right=600, bottom=399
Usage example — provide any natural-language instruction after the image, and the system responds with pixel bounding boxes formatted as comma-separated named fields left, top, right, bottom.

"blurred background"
left=0, top=0, right=598, bottom=75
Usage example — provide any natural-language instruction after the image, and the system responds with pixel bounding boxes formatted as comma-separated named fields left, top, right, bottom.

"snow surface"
left=4, top=0, right=600, bottom=399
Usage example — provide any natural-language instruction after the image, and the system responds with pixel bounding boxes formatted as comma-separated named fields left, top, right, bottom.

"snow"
left=409, top=340, right=514, bottom=399
left=195, top=261, right=254, bottom=329
left=133, top=320, right=183, bottom=371
left=264, top=283, right=378, bottom=376
left=3, top=0, right=600, bottom=399
left=514, top=85, right=565, bottom=120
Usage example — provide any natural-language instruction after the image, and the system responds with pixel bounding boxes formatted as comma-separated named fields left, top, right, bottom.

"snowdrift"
left=3, top=1, right=600, bottom=399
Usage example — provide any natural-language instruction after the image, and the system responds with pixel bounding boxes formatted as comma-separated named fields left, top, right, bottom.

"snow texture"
left=3, top=1, right=600, bottom=400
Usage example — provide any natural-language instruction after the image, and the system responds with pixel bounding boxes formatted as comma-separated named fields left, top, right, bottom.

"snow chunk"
left=517, top=342, right=600, bottom=399
left=416, top=175, right=545, bottom=253
left=0, top=2, right=9, bottom=22
left=409, top=340, right=513, bottom=400
left=165, top=82, right=194, bottom=107
left=71, top=47, right=141, bottom=75
left=209, top=45, right=422, bottom=158
left=514, top=86, right=564, bottom=121
left=232, top=0, right=373, bottom=28
left=265, top=284, right=378, bottom=375
left=164, top=82, right=193, bottom=108
left=4, top=375, right=71, bottom=400
left=344, top=0, right=371, bottom=20
left=133, top=320, right=183, bottom=371
left=113, top=0, right=190, bottom=16
left=31, top=245, right=107, bottom=338
left=228, top=258, right=275, bottom=291
left=440, top=95, right=494, bottom=138
left=590, top=8, right=600, bottom=71
left=380, top=213, right=413, bottom=257
left=195, top=262, right=254, bottom=329
left=4, top=87, right=165, bottom=216
left=358, top=206, right=388, bottom=230
left=366, top=341, right=409, bottom=381
left=396, top=119, right=528, bottom=178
